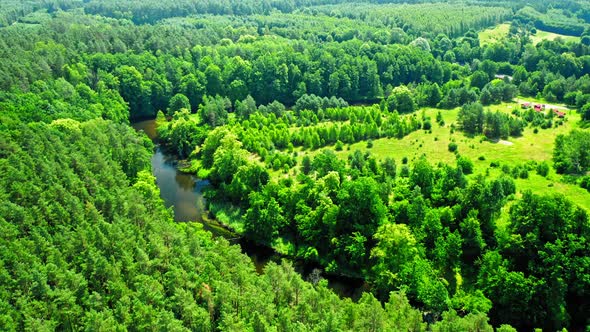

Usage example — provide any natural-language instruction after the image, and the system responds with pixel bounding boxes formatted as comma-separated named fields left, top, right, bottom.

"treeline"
left=314, top=2, right=512, bottom=38
left=83, top=0, right=491, bottom=25
left=2, top=5, right=590, bottom=121
left=0, top=0, right=82, bottom=27
left=554, top=130, right=590, bottom=174
left=458, top=102, right=524, bottom=139
left=514, top=5, right=589, bottom=37
left=158, top=100, right=423, bottom=159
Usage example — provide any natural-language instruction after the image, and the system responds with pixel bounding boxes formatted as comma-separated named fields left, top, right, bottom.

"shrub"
left=335, top=140, right=344, bottom=151
left=400, top=165, right=410, bottom=177
left=448, top=142, right=458, bottom=152
left=536, top=161, right=550, bottom=177
left=367, top=140, right=374, bottom=148
left=457, top=156, right=474, bottom=174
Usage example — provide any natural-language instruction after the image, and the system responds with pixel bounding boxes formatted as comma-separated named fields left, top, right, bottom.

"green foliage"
left=387, top=86, right=417, bottom=114
left=581, top=102, right=590, bottom=121
left=553, top=130, right=590, bottom=174
left=199, top=95, right=231, bottom=128
left=158, top=110, right=207, bottom=158
left=515, top=6, right=587, bottom=37
left=458, top=102, right=485, bottom=135
left=536, top=161, right=550, bottom=177
left=479, top=191, right=590, bottom=330
left=2, top=1, right=590, bottom=330
left=458, top=102, right=524, bottom=139
left=448, top=142, right=458, bottom=152
left=457, top=156, right=474, bottom=175
left=167, top=93, right=191, bottom=116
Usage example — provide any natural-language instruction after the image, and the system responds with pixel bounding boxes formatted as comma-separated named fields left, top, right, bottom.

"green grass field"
left=288, top=101, right=590, bottom=211
left=529, top=30, right=581, bottom=45
left=479, top=23, right=510, bottom=46
left=479, top=23, right=581, bottom=46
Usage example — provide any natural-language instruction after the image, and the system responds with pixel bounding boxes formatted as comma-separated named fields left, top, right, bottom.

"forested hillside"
left=1, top=0, right=590, bottom=331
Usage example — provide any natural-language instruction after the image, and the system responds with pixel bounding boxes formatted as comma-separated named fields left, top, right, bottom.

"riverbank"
left=132, top=118, right=369, bottom=299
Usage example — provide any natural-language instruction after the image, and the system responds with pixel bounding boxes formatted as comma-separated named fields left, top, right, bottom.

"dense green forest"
left=1, top=0, right=590, bottom=330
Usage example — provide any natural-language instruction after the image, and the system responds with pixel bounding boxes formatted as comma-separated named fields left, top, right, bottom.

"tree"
left=180, top=73, right=206, bottom=109
left=199, top=95, right=231, bottom=127
left=581, top=102, right=590, bottom=122
left=235, top=95, right=257, bottom=120
left=336, top=177, right=387, bottom=267
left=228, top=79, right=248, bottom=103
left=470, top=70, right=489, bottom=90
left=381, top=157, right=397, bottom=179
left=115, top=65, right=147, bottom=118
left=553, top=130, right=590, bottom=174
left=312, top=150, right=345, bottom=178
left=200, top=127, right=231, bottom=168
left=479, top=60, right=498, bottom=80
left=384, top=291, right=426, bottom=331
left=390, top=86, right=417, bottom=114
left=460, top=211, right=485, bottom=263
left=167, top=93, right=190, bottom=116
left=244, top=192, right=285, bottom=244
left=458, top=102, right=485, bottom=135
left=204, top=64, right=223, bottom=96
left=371, top=223, right=419, bottom=296
left=411, top=37, right=431, bottom=52
left=424, top=83, right=442, bottom=107
left=410, top=158, right=435, bottom=197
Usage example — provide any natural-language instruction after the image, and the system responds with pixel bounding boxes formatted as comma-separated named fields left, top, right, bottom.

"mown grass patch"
left=479, top=23, right=510, bottom=46
left=530, top=30, right=581, bottom=45
left=479, top=22, right=581, bottom=46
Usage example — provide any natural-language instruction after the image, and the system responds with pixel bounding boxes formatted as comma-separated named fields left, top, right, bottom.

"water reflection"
left=132, top=119, right=366, bottom=299
left=133, top=119, right=208, bottom=223
left=151, top=147, right=207, bottom=222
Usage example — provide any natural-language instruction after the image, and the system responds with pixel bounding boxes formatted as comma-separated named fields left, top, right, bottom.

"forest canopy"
left=1, top=0, right=590, bottom=330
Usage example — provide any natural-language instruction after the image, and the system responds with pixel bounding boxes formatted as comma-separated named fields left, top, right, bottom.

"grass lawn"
left=289, top=101, right=590, bottom=211
left=530, top=30, right=581, bottom=45
left=479, top=22, right=581, bottom=46
left=479, top=23, right=510, bottom=46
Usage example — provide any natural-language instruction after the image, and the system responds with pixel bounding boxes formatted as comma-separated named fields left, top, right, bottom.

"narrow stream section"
left=132, top=119, right=367, bottom=299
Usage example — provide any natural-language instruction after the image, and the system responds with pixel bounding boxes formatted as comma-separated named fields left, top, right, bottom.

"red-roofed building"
left=553, top=109, right=566, bottom=118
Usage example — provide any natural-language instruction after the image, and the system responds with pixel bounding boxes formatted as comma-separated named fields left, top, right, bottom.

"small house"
left=534, top=104, right=543, bottom=112
left=553, top=109, right=565, bottom=118
left=521, top=102, right=531, bottom=109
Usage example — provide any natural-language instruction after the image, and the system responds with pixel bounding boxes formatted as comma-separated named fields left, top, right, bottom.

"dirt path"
left=498, top=140, right=514, bottom=146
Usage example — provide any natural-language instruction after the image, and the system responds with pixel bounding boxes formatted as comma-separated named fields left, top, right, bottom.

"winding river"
left=132, top=119, right=367, bottom=299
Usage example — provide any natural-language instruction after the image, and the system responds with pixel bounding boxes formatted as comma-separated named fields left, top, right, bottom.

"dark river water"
left=132, top=119, right=367, bottom=299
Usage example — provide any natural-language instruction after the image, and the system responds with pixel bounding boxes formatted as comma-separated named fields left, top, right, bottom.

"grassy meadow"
left=479, top=23, right=581, bottom=45
left=287, top=101, right=590, bottom=211
left=530, top=29, right=581, bottom=45
left=479, top=23, right=510, bottom=46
